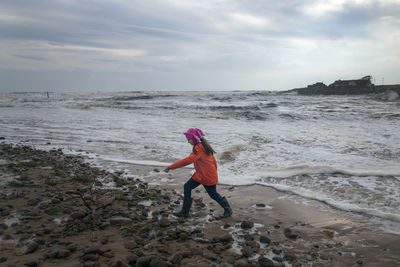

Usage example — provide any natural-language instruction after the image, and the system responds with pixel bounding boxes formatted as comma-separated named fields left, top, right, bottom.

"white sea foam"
left=101, top=157, right=172, bottom=167
left=255, top=164, right=400, bottom=178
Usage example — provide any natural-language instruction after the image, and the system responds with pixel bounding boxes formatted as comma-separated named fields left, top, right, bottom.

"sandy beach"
left=1, top=143, right=400, bottom=267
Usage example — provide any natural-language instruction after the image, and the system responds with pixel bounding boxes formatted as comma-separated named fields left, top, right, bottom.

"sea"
left=1, top=90, right=400, bottom=234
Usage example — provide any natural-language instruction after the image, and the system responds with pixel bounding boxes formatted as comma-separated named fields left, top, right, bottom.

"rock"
left=255, top=203, right=266, bottom=208
left=149, top=258, right=168, bottom=267
left=241, top=246, right=253, bottom=257
left=81, top=254, right=99, bottom=261
left=102, top=251, right=114, bottom=258
left=84, top=246, right=103, bottom=255
left=178, top=231, right=189, bottom=241
left=24, top=261, right=38, bottom=267
left=223, top=223, right=231, bottom=229
left=109, top=260, right=127, bottom=267
left=84, top=261, right=99, bottom=267
left=284, top=228, right=299, bottom=240
left=110, top=216, right=132, bottom=225
left=0, top=223, right=8, bottom=231
left=45, top=248, right=61, bottom=259
left=283, top=251, right=297, bottom=262
left=234, top=259, right=248, bottom=267
left=159, top=217, right=170, bottom=227
left=126, top=255, right=138, bottom=265
left=67, top=243, right=77, bottom=252
left=124, top=240, right=138, bottom=249
left=0, top=257, right=7, bottom=263
left=272, top=256, right=283, bottom=262
left=168, top=253, right=183, bottom=264
left=22, top=240, right=39, bottom=254
left=258, top=256, right=274, bottom=267
left=323, top=230, right=335, bottom=239
left=240, top=220, right=254, bottom=229
left=26, top=198, right=40, bottom=206
left=220, top=263, right=233, bottom=267
left=136, top=256, right=153, bottom=267
left=272, top=249, right=282, bottom=255
left=260, top=235, right=271, bottom=246
left=57, top=248, right=71, bottom=258
left=71, top=211, right=86, bottom=219
left=218, top=233, right=233, bottom=242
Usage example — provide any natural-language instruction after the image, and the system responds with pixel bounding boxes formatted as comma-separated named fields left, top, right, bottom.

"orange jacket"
left=167, top=144, right=218, bottom=186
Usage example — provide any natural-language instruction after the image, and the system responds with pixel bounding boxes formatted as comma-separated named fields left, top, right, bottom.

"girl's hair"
left=193, top=137, right=216, bottom=155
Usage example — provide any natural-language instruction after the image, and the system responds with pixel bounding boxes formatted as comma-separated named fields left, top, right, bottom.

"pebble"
left=45, top=248, right=61, bottom=259
left=110, top=216, right=132, bottom=225
left=234, top=259, right=248, bottom=267
left=260, top=235, right=271, bottom=245
left=126, top=255, right=138, bottom=265
left=218, top=233, right=233, bottom=242
left=149, top=258, right=168, bottom=267
left=240, top=220, right=254, bottom=229
left=283, top=251, right=297, bottom=262
left=136, top=256, right=153, bottom=267
left=84, top=246, right=103, bottom=255
left=24, top=261, right=38, bottom=267
left=258, top=256, right=274, bottom=267
left=81, top=254, right=99, bottom=261
left=22, top=240, right=39, bottom=254
left=159, top=217, right=170, bottom=227
left=284, top=228, right=299, bottom=240
left=124, top=240, right=138, bottom=249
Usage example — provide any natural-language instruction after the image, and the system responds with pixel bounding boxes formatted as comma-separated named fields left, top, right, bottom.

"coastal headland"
left=284, top=76, right=400, bottom=99
left=1, top=143, right=400, bottom=266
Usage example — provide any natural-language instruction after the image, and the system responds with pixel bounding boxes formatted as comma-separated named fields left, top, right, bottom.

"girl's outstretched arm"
left=165, top=152, right=198, bottom=171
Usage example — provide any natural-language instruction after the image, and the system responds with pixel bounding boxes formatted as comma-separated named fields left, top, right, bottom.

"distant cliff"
left=286, top=76, right=400, bottom=96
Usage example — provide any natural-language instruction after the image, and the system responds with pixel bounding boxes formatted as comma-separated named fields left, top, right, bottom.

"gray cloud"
left=13, top=54, right=48, bottom=61
left=0, top=0, right=399, bottom=92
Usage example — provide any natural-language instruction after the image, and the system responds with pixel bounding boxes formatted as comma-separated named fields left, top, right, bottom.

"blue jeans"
left=184, top=178, right=223, bottom=203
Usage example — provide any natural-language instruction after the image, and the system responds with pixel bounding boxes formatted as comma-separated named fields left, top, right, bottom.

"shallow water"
left=1, top=90, right=399, bottom=231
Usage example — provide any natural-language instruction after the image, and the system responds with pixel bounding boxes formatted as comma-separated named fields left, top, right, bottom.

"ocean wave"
left=209, top=104, right=261, bottom=111
left=261, top=164, right=400, bottom=178
left=220, top=110, right=268, bottom=120
left=112, top=95, right=154, bottom=101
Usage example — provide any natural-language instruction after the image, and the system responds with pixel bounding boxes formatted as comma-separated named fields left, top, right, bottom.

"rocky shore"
left=1, top=143, right=400, bottom=266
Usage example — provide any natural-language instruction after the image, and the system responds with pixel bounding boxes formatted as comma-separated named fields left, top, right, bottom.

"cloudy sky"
left=0, top=0, right=399, bottom=92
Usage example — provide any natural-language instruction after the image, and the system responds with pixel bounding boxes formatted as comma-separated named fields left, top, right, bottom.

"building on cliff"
left=297, top=76, right=376, bottom=95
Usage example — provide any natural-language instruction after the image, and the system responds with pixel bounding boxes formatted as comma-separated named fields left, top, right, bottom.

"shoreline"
left=1, top=143, right=400, bottom=266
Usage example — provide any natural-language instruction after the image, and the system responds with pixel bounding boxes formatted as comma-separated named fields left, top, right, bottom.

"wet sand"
left=143, top=164, right=400, bottom=266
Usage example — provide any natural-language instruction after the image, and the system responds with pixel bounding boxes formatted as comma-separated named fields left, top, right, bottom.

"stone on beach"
left=110, top=216, right=132, bottom=225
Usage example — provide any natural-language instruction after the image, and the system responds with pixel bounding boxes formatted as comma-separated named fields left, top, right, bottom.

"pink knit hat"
left=183, top=128, right=204, bottom=144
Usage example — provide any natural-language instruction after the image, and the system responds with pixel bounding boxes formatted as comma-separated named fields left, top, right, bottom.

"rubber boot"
left=173, top=197, right=192, bottom=218
left=217, top=196, right=233, bottom=219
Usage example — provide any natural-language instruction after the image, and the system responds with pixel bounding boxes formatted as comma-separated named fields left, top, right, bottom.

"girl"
left=165, top=128, right=232, bottom=219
